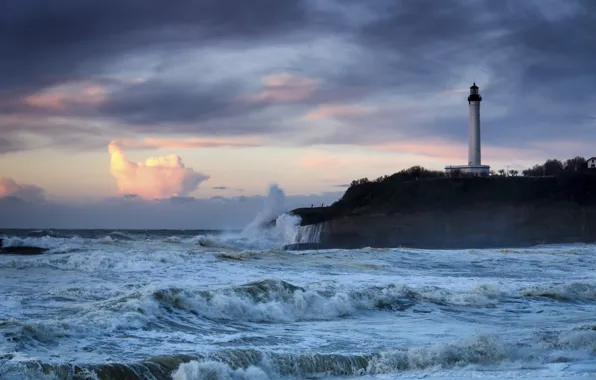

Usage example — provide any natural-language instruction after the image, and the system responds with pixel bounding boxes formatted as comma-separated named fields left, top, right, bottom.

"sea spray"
left=241, top=184, right=286, bottom=235
left=190, top=184, right=304, bottom=250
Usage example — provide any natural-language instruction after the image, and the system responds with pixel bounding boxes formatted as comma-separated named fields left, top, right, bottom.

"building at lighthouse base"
left=445, top=164, right=490, bottom=176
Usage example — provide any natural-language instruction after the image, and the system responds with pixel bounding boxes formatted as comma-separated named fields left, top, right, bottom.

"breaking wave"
left=4, top=278, right=596, bottom=351
left=520, top=282, right=596, bottom=301
left=184, top=184, right=309, bottom=250
left=2, top=329, right=595, bottom=380
left=149, top=280, right=508, bottom=323
left=0, top=184, right=321, bottom=255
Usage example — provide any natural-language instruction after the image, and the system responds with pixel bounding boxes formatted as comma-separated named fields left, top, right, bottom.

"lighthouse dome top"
left=468, top=82, right=482, bottom=102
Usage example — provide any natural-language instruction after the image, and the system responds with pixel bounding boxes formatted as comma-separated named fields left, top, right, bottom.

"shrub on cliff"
left=327, top=157, right=596, bottom=215
left=523, top=156, right=587, bottom=176
left=337, top=173, right=596, bottom=216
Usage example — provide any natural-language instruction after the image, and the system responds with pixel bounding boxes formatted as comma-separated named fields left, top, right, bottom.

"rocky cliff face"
left=285, top=174, right=596, bottom=250
left=286, top=204, right=596, bottom=250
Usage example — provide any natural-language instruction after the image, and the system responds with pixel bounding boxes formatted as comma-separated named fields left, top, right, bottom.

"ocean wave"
left=3, top=277, right=596, bottom=351
left=4, top=279, right=595, bottom=357
left=147, top=280, right=509, bottom=323
left=0, top=236, right=85, bottom=254
left=2, top=330, right=595, bottom=380
left=163, top=236, right=182, bottom=243
left=520, top=282, right=596, bottom=301
left=0, top=280, right=499, bottom=349
left=148, top=279, right=596, bottom=324
left=107, top=231, right=140, bottom=241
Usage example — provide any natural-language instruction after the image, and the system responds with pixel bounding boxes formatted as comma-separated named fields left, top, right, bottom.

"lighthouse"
left=468, top=83, right=481, bottom=166
left=445, top=82, right=490, bottom=175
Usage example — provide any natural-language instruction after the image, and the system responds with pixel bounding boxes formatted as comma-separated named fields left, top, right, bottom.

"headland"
left=285, top=160, right=596, bottom=250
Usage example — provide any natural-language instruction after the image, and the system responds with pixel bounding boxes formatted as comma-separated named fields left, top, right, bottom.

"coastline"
left=286, top=174, right=596, bottom=250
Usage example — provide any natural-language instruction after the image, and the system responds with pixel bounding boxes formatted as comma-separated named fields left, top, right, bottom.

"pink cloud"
left=24, top=82, right=108, bottom=110
left=299, top=155, right=338, bottom=168
left=116, top=136, right=263, bottom=150
left=298, top=152, right=395, bottom=170
left=306, top=104, right=374, bottom=120
left=239, top=73, right=317, bottom=104
left=0, top=177, right=45, bottom=202
left=108, top=141, right=209, bottom=199
left=371, top=138, right=570, bottom=164
left=372, top=139, right=465, bottom=161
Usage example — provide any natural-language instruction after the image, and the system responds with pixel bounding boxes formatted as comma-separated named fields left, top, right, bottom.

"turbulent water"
left=1, top=223, right=596, bottom=379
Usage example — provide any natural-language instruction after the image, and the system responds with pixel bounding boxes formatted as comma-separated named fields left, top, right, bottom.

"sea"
left=1, top=212, right=596, bottom=379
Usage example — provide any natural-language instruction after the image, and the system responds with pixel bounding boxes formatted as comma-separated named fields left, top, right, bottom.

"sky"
left=1, top=0, right=595, bottom=228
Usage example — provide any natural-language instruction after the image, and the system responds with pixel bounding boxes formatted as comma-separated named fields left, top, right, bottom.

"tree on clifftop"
left=544, top=159, right=564, bottom=175
left=523, top=157, right=586, bottom=177
left=563, top=156, right=587, bottom=172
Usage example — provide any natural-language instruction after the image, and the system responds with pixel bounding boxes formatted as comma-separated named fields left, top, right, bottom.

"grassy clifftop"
left=292, top=171, right=596, bottom=226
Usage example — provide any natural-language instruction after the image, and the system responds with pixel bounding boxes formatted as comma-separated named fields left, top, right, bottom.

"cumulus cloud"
left=0, top=177, right=45, bottom=202
left=108, top=141, right=209, bottom=199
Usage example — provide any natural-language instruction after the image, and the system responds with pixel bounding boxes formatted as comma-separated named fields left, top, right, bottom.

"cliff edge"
left=287, top=172, right=596, bottom=250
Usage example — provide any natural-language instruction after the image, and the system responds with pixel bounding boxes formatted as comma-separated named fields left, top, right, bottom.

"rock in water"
left=0, top=238, right=48, bottom=255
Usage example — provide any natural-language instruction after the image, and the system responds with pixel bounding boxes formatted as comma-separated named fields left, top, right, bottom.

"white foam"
left=2, top=226, right=596, bottom=378
left=295, top=222, right=325, bottom=244
left=172, top=360, right=271, bottom=380
left=184, top=185, right=305, bottom=251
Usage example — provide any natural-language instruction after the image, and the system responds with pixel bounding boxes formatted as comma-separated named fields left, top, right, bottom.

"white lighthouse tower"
left=445, top=82, right=490, bottom=176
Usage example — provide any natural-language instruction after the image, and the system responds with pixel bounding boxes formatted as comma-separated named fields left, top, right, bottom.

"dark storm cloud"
left=0, top=0, right=336, bottom=146
left=0, top=0, right=595, bottom=152
left=0, top=117, right=109, bottom=152
left=97, top=80, right=260, bottom=128
left=0, top=0, right=313, bottom=96
left=304, top=0, right=596, bottom=148
left=212, top=186, right=245, bottom=192
left=0, top=137, right=26, bottom=155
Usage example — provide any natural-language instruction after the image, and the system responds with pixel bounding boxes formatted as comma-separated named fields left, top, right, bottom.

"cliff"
left=286, top=173, right=596, bottom=249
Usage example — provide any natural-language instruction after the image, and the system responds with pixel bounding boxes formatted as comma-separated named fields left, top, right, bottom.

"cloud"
left=212, top=186, right=246, bottom=192
left=240, top=73, right=318, bottom=104
left=1, top=0, right=595, bottom=178
left=108, top=141, right=209, bottom=199
left=0, top=0, right=314, bottom=95
left=0, top=177, right=45, bottom=202
left=0, top=136, right=25, bottom=155
left=0, top=184, right=343, bottom=230
left=371, top=138, right=595, bottom=168
left=305, top=104, right=373, bottom=120
left=96, top=80, right=263, bottom=127
left=24, top=82, right=108, bottom=110
left=116, top=136, right=263, bottom=150
left=297, top=150, right=398, bottom=171
left=0, top=114, right=109, bottom=153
